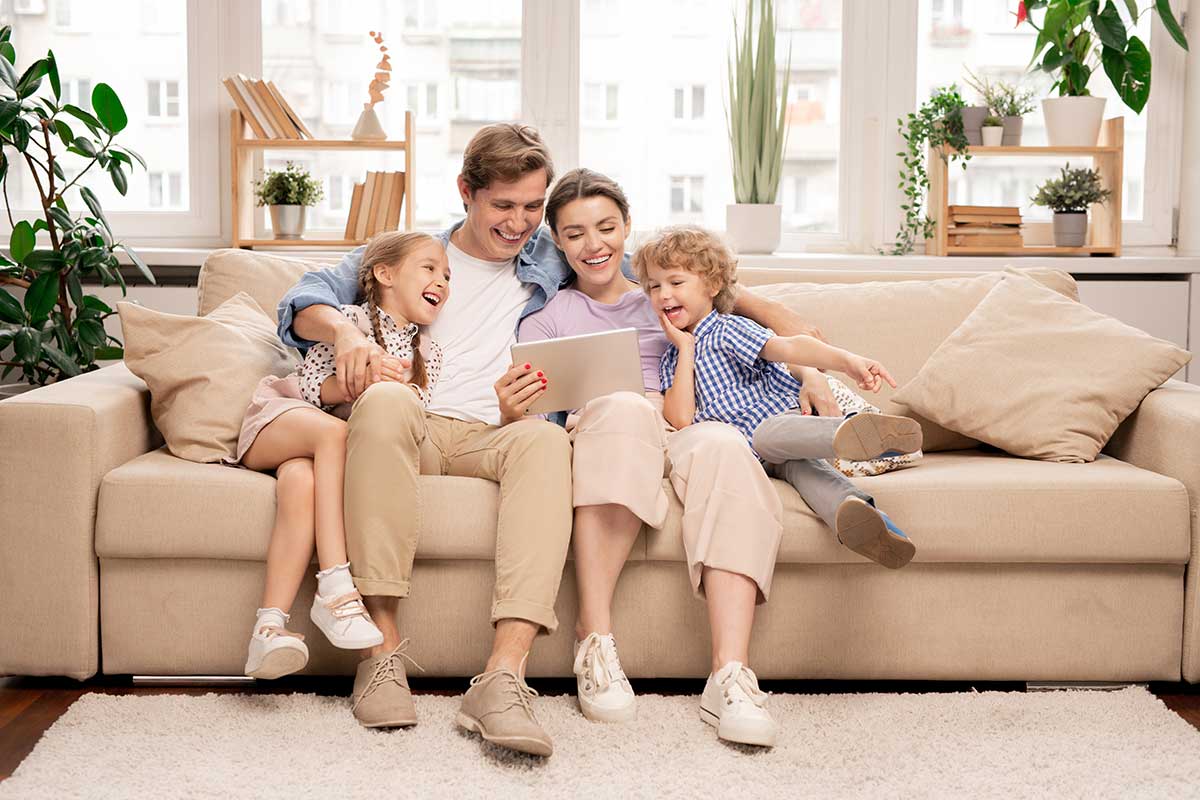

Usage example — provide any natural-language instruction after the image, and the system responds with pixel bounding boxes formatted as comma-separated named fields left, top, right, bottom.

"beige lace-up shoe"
left=456, top=663, right=553, bottom=757
left=351, top=639, right=422, bottom=728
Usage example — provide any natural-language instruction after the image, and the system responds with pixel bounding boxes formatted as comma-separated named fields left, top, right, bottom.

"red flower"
left=1015, top=1, right=1027, bottom=26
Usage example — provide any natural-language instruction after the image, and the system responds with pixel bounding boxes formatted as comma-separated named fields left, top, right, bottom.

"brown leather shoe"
left=833, top=412, right=923, bottom=462
left=456, top=668, right=553, bottom=757
left=351, top=640, right=421, bottom=728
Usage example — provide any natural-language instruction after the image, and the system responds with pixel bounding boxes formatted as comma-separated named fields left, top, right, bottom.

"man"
left=277, top=123, right=836, bottom=757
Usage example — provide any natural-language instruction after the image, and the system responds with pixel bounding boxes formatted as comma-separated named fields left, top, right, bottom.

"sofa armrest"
left=1105, top=379, right=1200, bottom=682
left=0, top=364, right=159, bottom=679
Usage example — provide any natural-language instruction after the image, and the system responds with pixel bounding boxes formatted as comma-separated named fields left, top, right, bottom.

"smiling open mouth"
left=493, top=228, right=522, bottom=243
left=664, top=305, right=683, bottom=318
left=582, top=254, right=611, bottom=266
left=421, top=292, right=441, bottom=307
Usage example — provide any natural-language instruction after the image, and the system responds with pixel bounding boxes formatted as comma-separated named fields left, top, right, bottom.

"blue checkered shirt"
left=659, top=311, right=802, bottom=451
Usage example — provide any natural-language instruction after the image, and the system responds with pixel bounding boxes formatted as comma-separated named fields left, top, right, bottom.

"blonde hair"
left=358, top=231, right=438, bottom=389
left=632, top=226, right=738, bottom=313
left=460, top=123, right=555, bottom=210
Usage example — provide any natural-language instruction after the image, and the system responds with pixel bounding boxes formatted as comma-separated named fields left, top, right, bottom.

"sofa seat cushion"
left=96, top=449, right=648, bottom=562
left=648, top=450, right=1190, bottom=565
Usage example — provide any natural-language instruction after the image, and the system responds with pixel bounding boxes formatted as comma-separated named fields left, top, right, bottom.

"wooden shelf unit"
left=927, top=117, right=1123, bottom=257
left=230, top=109, right=414, bottom=249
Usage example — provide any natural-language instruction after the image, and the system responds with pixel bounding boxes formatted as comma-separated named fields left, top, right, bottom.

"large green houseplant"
left=0, top=25, right=152, bottom=387
left=725, top=0, right=790, bottom=254
left=1021, top=0, right=1188, bottom=144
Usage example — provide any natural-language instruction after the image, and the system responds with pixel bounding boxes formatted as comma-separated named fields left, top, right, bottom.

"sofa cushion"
left=647, top=450, right=1189, bottom=565
left=748, top=268, right=1079, bottom=451
left=96, top=449, right=648, bottom=562
left=197, top=249, right=337, bottom=318
left=892, top=272, right=1192, bottom=463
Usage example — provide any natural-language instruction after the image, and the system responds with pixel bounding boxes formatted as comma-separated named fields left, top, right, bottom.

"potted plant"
left=254, top=162, right=324, bottom=240
left=1031, top=163, right=1111, bottom=246
left=981, top=114, right=1005, bottom=146
left=885, top=85, right=971, bottom=255
left=725, top=0, right=789, bottom=254
left=965, top=70, right=1037, bottom=146
left=0, top=25, right=153, bottom=393
left=1020, top=0, right=1188, bottom=146
left=960, top=103, right=989, bottom=147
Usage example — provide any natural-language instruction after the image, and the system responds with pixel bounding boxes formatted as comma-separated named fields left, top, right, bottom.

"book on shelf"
left=222, top=77, right=270, bottom=139
left=950, top=231, right=1025, bottom=247
left=343, top=171, right=407, bottom=242
left=344, top=182, right=365, bottom=240
left=948, top=225, right=1024, bottom=235
left=384, top=172, right=406, bottom=232
left=355, top=172, right=379, bottom=241
left=372, top=173, right=393, bottom=236
left=949, top=214, right=1022, bottom=226
left=266, top=80, right=314, bottom=139
left=223, top=74, right=309, bottom=139
left=948, top=205, right=1020, bottom=217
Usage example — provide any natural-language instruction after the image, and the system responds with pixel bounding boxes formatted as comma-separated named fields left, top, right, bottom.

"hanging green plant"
left=885, top=85, right=972, bottom=256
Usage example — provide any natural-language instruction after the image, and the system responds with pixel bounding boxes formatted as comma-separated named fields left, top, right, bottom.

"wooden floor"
left=1, top=675, right=1198, bottom=782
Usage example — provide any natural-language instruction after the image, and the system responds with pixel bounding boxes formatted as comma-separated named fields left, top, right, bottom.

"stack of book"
left=948, top=205, right=1023, bottom=247
left=344, top=172, right=407, bottom=241
left=223, top=74, right=313, bottom=140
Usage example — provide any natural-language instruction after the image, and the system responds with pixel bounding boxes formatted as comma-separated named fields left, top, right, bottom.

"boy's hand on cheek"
left=657, top=310, right=695, bottom=353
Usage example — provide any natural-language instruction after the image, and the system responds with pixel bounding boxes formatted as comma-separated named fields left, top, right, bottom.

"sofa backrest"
left=197, top=249, right=339, bottom=318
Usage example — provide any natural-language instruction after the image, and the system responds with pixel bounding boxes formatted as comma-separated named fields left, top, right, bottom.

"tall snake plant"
left=727, top=0, right=791, bottom=205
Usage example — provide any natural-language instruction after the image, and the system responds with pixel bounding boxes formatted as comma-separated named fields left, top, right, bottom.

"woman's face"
left=551, top=195, right=631, bottom=294
left=375, top=239, right=451, bottom=326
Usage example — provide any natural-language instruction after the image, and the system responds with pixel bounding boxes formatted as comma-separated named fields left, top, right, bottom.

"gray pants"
left=751, top=410, right=873, bottom=531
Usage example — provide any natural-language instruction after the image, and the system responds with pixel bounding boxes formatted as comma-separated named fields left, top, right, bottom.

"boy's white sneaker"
left=244, top=625, right=309, bottom=679
left=310, top=590, right=385, bottom=650
left=573, top=632, right=636, bottom=723
left=700, top=661, right=777, bottom=747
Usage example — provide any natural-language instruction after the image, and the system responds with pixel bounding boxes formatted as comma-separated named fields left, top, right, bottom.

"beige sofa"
left=3, top=250, right=1199, bottom=685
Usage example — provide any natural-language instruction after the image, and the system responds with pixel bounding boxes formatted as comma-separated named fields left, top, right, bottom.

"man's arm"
left=276, top=246, right=365, bottom=349
left=731, top=286, right=826, bottom=341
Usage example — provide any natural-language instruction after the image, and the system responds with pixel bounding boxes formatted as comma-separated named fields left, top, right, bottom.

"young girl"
left=638, top=225, right=921, bottom=570
left=235, top=231, right=449, bottom=679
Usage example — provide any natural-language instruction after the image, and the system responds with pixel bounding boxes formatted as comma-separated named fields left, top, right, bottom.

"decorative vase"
left=960, top=105, right=988, bottom=146
left=726, top=204, right=782, bottom=254
left=1001, top=115, right=1023, bottom=146
left=981, top=126, right=1004, bottom=147
left=351, top=105, right=387, bottom=141
left=1052, top=211, right=1088, bottom=247
left=269, top=205, right=307, bottom=239
left=1042, top=96, right=1106, bottom=146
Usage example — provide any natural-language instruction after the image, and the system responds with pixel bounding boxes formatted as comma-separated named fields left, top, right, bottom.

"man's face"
left=457, top=169, right=549, bottom=262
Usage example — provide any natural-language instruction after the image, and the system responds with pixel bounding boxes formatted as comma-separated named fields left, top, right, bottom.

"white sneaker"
left=310, top=590, right=385, bottom=649
left=244, top=625, right=309, bottom=679
left=699, top=661, right=777, bottom=747
left=573, top=632, right=636, bottom=723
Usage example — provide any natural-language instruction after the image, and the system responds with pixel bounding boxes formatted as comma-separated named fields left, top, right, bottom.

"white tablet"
left=510, top=328, right=645, bottom=415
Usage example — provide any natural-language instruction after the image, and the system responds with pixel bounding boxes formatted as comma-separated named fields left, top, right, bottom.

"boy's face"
left=456, top=169, right=549, bottom=262
left=645, top=261, right=718, bottom=333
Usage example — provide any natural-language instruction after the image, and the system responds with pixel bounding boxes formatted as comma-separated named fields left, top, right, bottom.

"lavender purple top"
left=517, top=286, right=668, bottom=394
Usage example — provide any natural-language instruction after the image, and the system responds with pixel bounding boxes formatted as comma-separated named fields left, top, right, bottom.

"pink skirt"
left=230, top=374, right=314, bottom=464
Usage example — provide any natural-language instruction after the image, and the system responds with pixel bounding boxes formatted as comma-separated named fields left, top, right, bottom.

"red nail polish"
left=524, top=363, right=531, bottom=370
left=541, top=378, right=547, bottom=384
left=537, top=371, right=544, bottom=378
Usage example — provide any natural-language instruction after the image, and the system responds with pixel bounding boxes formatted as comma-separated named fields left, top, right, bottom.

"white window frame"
left=146, top=78, right=182, bottom=119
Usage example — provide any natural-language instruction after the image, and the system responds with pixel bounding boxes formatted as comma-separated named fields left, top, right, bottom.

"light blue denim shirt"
left=275, top=220, right=636, bottom=351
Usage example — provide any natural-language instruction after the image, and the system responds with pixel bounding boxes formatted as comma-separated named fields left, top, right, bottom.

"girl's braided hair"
left=357, top=231, right=438, bottom=389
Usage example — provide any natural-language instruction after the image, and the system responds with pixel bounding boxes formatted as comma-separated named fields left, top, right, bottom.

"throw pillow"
left=890, top=272, right=1191, bottom=462
left=119, top=292, right=298, bottom=463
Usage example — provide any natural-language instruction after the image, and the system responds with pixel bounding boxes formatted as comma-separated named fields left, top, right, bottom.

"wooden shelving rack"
left=927, top=117, right=1123, bottom=257
left=230, top=109, right=414, bottom=249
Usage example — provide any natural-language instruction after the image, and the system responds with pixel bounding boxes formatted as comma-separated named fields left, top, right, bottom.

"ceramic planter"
left=1052, top=211, right=1088, bottom=247
left=1001, top=116, right=1023, bottom=146
left=351, top=105, right=387, bottom=140
left=726, top=204, right=782, bottom=254
left=1042, top=96, right=1106, bottom=146
left=269, top=205, right=307, bottom=239
left=981, top=126, right=1004, bottom=147
left=960, top=105, right=988, bottom=146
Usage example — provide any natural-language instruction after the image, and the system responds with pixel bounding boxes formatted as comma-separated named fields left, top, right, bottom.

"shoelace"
left=719, top=661, right=768, bottom=708
left=572, top=633, right=620, bottom=695
left=352, top=639, right=425, bottom=712
left=326, top=591, right=371, bottom=621
left=257, top=625, right=304, bottom=642
left=470, top=668, right=540, bottom=719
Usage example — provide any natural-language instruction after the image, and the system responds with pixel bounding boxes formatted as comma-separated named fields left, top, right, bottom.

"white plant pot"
left=981, top=126, right=1004, bottom=147
left=726, top=204, right=782, bottom=254
left=269, top=205, right=307, bottom=239
left=1041, top=95, right=1107, bottom=147
left=1052, top=211, right=1088, bottom=247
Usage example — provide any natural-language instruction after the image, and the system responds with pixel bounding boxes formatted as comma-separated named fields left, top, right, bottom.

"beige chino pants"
left=569, top=391, right=784, bottom=601
left=343, top=382, right=573, bottom=633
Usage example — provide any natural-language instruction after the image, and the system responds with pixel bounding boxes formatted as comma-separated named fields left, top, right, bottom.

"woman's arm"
left=662, top=346, right=697, bottom=430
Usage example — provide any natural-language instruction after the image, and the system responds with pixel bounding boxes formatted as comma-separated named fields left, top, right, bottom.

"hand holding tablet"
left=509, top=328, right=645, bottom=415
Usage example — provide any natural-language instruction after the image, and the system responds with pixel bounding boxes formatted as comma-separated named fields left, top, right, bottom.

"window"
left=405, top=82, right=440, bottom=120
left=148, top=171, right=183, bottom=209
left=672, top=85, right=706, bottom=120
left=670, top=176, right=704, bottom=214
left=14, top=0, right=47, bottom=14
left=146, top=80, right=181, bottom=118
left=584, top=82, right=619, bottom=122
left=328, top=175, right=346, bottom=211
left=53, top=0, right=74, bottom=28
left=60, top=78, right=92, bottom=111
left=141, top=0, right=184, bottom=32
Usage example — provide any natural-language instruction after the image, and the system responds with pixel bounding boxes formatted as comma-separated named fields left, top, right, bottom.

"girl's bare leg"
left=573, top=503, right=642, bottom=641
left=702, top=566, right=758, bottom=674
left=257, top=458, right=316, bottom=611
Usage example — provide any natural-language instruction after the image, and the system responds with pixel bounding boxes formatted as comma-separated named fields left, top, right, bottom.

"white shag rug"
left=3, top=687, right=1199, bottom=799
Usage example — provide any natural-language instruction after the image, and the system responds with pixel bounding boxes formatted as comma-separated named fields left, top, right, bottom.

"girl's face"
left=551, top=195, right=631, bottom=293
left=374, top=239, right=451, bottom=326
left=645, top=262, right=718, bottom=332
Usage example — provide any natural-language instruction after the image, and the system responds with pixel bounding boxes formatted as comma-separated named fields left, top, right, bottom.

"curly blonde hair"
left=631, top=226, right=738, bottom=313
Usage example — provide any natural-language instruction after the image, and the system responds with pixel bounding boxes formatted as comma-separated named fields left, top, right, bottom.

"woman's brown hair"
left=545, top=168, right=631, bottom=233
left=357, top=231, right=438, bottom=389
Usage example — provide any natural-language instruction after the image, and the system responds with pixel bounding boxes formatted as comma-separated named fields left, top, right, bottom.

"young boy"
left=634, top=225, right=921, bottom=569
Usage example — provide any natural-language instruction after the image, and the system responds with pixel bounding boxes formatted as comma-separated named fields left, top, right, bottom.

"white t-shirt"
left=425, top=240, right=534, bottom=425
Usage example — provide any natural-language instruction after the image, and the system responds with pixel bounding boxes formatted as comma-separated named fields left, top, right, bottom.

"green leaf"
left=72, top=136, right=97, bottom=157
left=24, top=272, right=59, bottom=324
left=9, top=220, right=34, bottom=263
left=46, top=49, right=60, bottom=99
left=24, top=249, right=65, bottom=273
left=0, top=288, right=23, bottom=324
left=108, top=162, right=128, bottom=195
left=79, top=186, right=111, bottom=236
left=0, top=42, right=13, bottom=65
left=1091, top=1, right=1127, bottom=50
left=81, top=294, right=112, bottom=314
left=120, top=245, right=155, bottom=285
left=93, top=345, right=123, bottom=361
left=11, top=117, right=30, bottom=151
left=67, top=272, right=84, bottom=307
left=1121, top=35, right=1152, bottom=113
left=49, top=206, right=74, bottom=231
left=15, top=58, right=47, bottom=99
left=53, top=118, right=73, bottom=147
left=1154, top=0, right=1188, bottom=50
left=13, top=326, right=41, bottom=363
left=42, top=342, right=80, bottom=377
left=91, top=83, right=127, bottom=134
left=116, top=146, right=147, bottom=170
left=1122, top=0, right=1139, bottom=20
left=0, top=53, right=16, bottom=91
left=62, top=103, right=102, bottom=135
left=77, top=318, right=105, bottom=347
left=0, top=99, right=18, bottom=131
